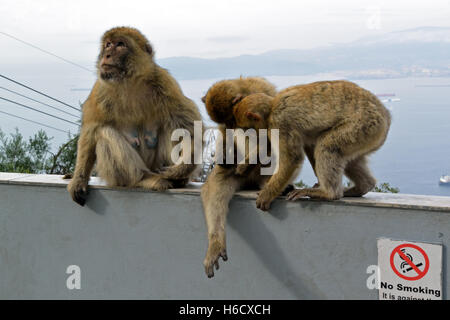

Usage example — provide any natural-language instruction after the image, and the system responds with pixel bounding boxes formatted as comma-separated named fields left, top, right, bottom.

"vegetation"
left=0, top=127, right=78, bottom=175
left=373, top=182, right=400, bottom=194
left=294, top=180, right=311, bottom=189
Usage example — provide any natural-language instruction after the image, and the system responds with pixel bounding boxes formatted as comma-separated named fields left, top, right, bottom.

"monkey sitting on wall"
left=232, top=80, right=391, bottom=211
left=200, top=77, right=299, bottom=278
left=67, top=27, right=202, bottom=206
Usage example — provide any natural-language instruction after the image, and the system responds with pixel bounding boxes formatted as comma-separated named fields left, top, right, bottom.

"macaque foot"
left=286, top=189, right=309, bottom=201
left=203, top=238, right=228, bottom=278
left=256, top=189, right=275, bottom=211
left=343, top=186, right=369, bottom=197
left=287, top=188, right=341, bottom=201
left=67, top=178, right=89, bottom=206
left=137, top=174, right=172, bottom=191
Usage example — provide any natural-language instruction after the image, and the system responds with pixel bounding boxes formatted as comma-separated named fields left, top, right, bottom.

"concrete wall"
left=0, top=173, right=449, bottom=299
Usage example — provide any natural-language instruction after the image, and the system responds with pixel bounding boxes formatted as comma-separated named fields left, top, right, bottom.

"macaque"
left=67, top=27, right=202, bottom=206
left=202, top=76, right=277, bottom=126
left=233, top=80, right=391, bottom=211
left=200, top=77, right=284, bottom=278
left=202, top=76, right=277, bottom=167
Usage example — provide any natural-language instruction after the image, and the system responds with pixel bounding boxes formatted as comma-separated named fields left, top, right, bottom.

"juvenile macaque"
left=202, top=76, right=277, bottom=168
left=202, top=76, right=277, bottom=127
left=200, top=77, right=284, bottom=278
left=67, top=27, right=202, bottom=206
left=233, top=80, right=391, bottom=211
left=233, top=92, right=273, bottom=130
left=232, top=92, right=275, bottom=175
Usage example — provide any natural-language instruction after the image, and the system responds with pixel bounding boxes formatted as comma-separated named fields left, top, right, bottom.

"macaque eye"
left=117, top=41, right=125, bottom=47
left=105, top=42, right=112, bottom=48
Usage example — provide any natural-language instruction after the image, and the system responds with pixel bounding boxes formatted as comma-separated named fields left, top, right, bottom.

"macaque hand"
left=67, top=178, right=89, bottom=206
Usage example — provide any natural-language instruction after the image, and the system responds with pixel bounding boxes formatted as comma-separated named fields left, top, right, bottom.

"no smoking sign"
left=378, top=238, right=442, bottom=300
left=390, top=243, right=429, bottom=281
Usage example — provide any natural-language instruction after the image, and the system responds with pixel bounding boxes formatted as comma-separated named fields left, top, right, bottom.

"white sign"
left=377, top=238, right=443, bottom=300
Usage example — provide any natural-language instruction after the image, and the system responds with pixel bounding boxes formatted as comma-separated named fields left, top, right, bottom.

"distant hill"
left=157, top=27, right=450, bottom=80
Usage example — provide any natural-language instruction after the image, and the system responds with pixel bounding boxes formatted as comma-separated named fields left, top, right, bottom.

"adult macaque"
left=68, top=27, right=202, bottom=206
left=233, top=80, right=391, bottom=211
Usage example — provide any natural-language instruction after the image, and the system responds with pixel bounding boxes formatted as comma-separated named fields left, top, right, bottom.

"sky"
left=1, top=0, right=450, bottom=64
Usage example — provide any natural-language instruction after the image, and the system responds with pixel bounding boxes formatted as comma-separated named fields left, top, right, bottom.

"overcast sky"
left=1, top=0, right=450, bottom=65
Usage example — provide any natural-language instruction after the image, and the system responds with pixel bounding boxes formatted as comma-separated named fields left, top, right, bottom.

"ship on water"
left=376, top=93, right=396, bottom=97
left=376, top=93, right=400, bottom=103
left=439, top=175, right=450, bottom=186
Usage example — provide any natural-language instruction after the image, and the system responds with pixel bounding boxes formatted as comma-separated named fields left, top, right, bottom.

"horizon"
left=2, top=25, right=450, bottom=66
left=159, top=25, right=450, bottom=60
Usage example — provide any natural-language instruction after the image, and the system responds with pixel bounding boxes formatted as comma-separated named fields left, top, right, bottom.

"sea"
left=0, top=70, right=449, bottom=197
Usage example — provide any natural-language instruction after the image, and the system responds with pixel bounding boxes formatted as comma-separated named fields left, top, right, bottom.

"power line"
left=0, top=96, right=79, bottom=127
left=0, top=31, right=94, bottom=73
left=0, top=74, right=81, bottom=112
left=0, top=86, right=80, bottom=118
left=0, top=109, right=69, bottom=134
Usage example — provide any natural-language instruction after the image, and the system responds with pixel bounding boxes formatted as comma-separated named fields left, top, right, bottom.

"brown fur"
left=67, top=27, right=202, bottom=206
left=200, top=77, right=284, bottom=278
left=233, top=92, right=274, bottom=130
left=203, top=77, right=277, bottom=168
left=201, top=161, right=272, bottom=278
left=202, top=76, right=277, bottom=127
left=234, top=80, right=391, bottom=210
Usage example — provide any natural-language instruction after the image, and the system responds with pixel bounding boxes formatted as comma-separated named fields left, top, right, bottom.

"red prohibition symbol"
left=390, top=243, right=430, bottom=281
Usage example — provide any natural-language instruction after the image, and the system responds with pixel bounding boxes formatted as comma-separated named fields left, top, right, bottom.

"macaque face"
left=98, top=37, right=130, bottom=81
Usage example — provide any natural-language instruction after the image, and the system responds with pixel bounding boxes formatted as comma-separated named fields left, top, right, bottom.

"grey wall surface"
left=0, top=179, right=449, bottom=299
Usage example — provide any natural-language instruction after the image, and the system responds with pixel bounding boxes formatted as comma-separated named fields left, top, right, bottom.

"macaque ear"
left=201, top=95, right=206, bottom=103
left=232, top=94, right=243, bottom=105
left=245, top=111, right=262, bottom=122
